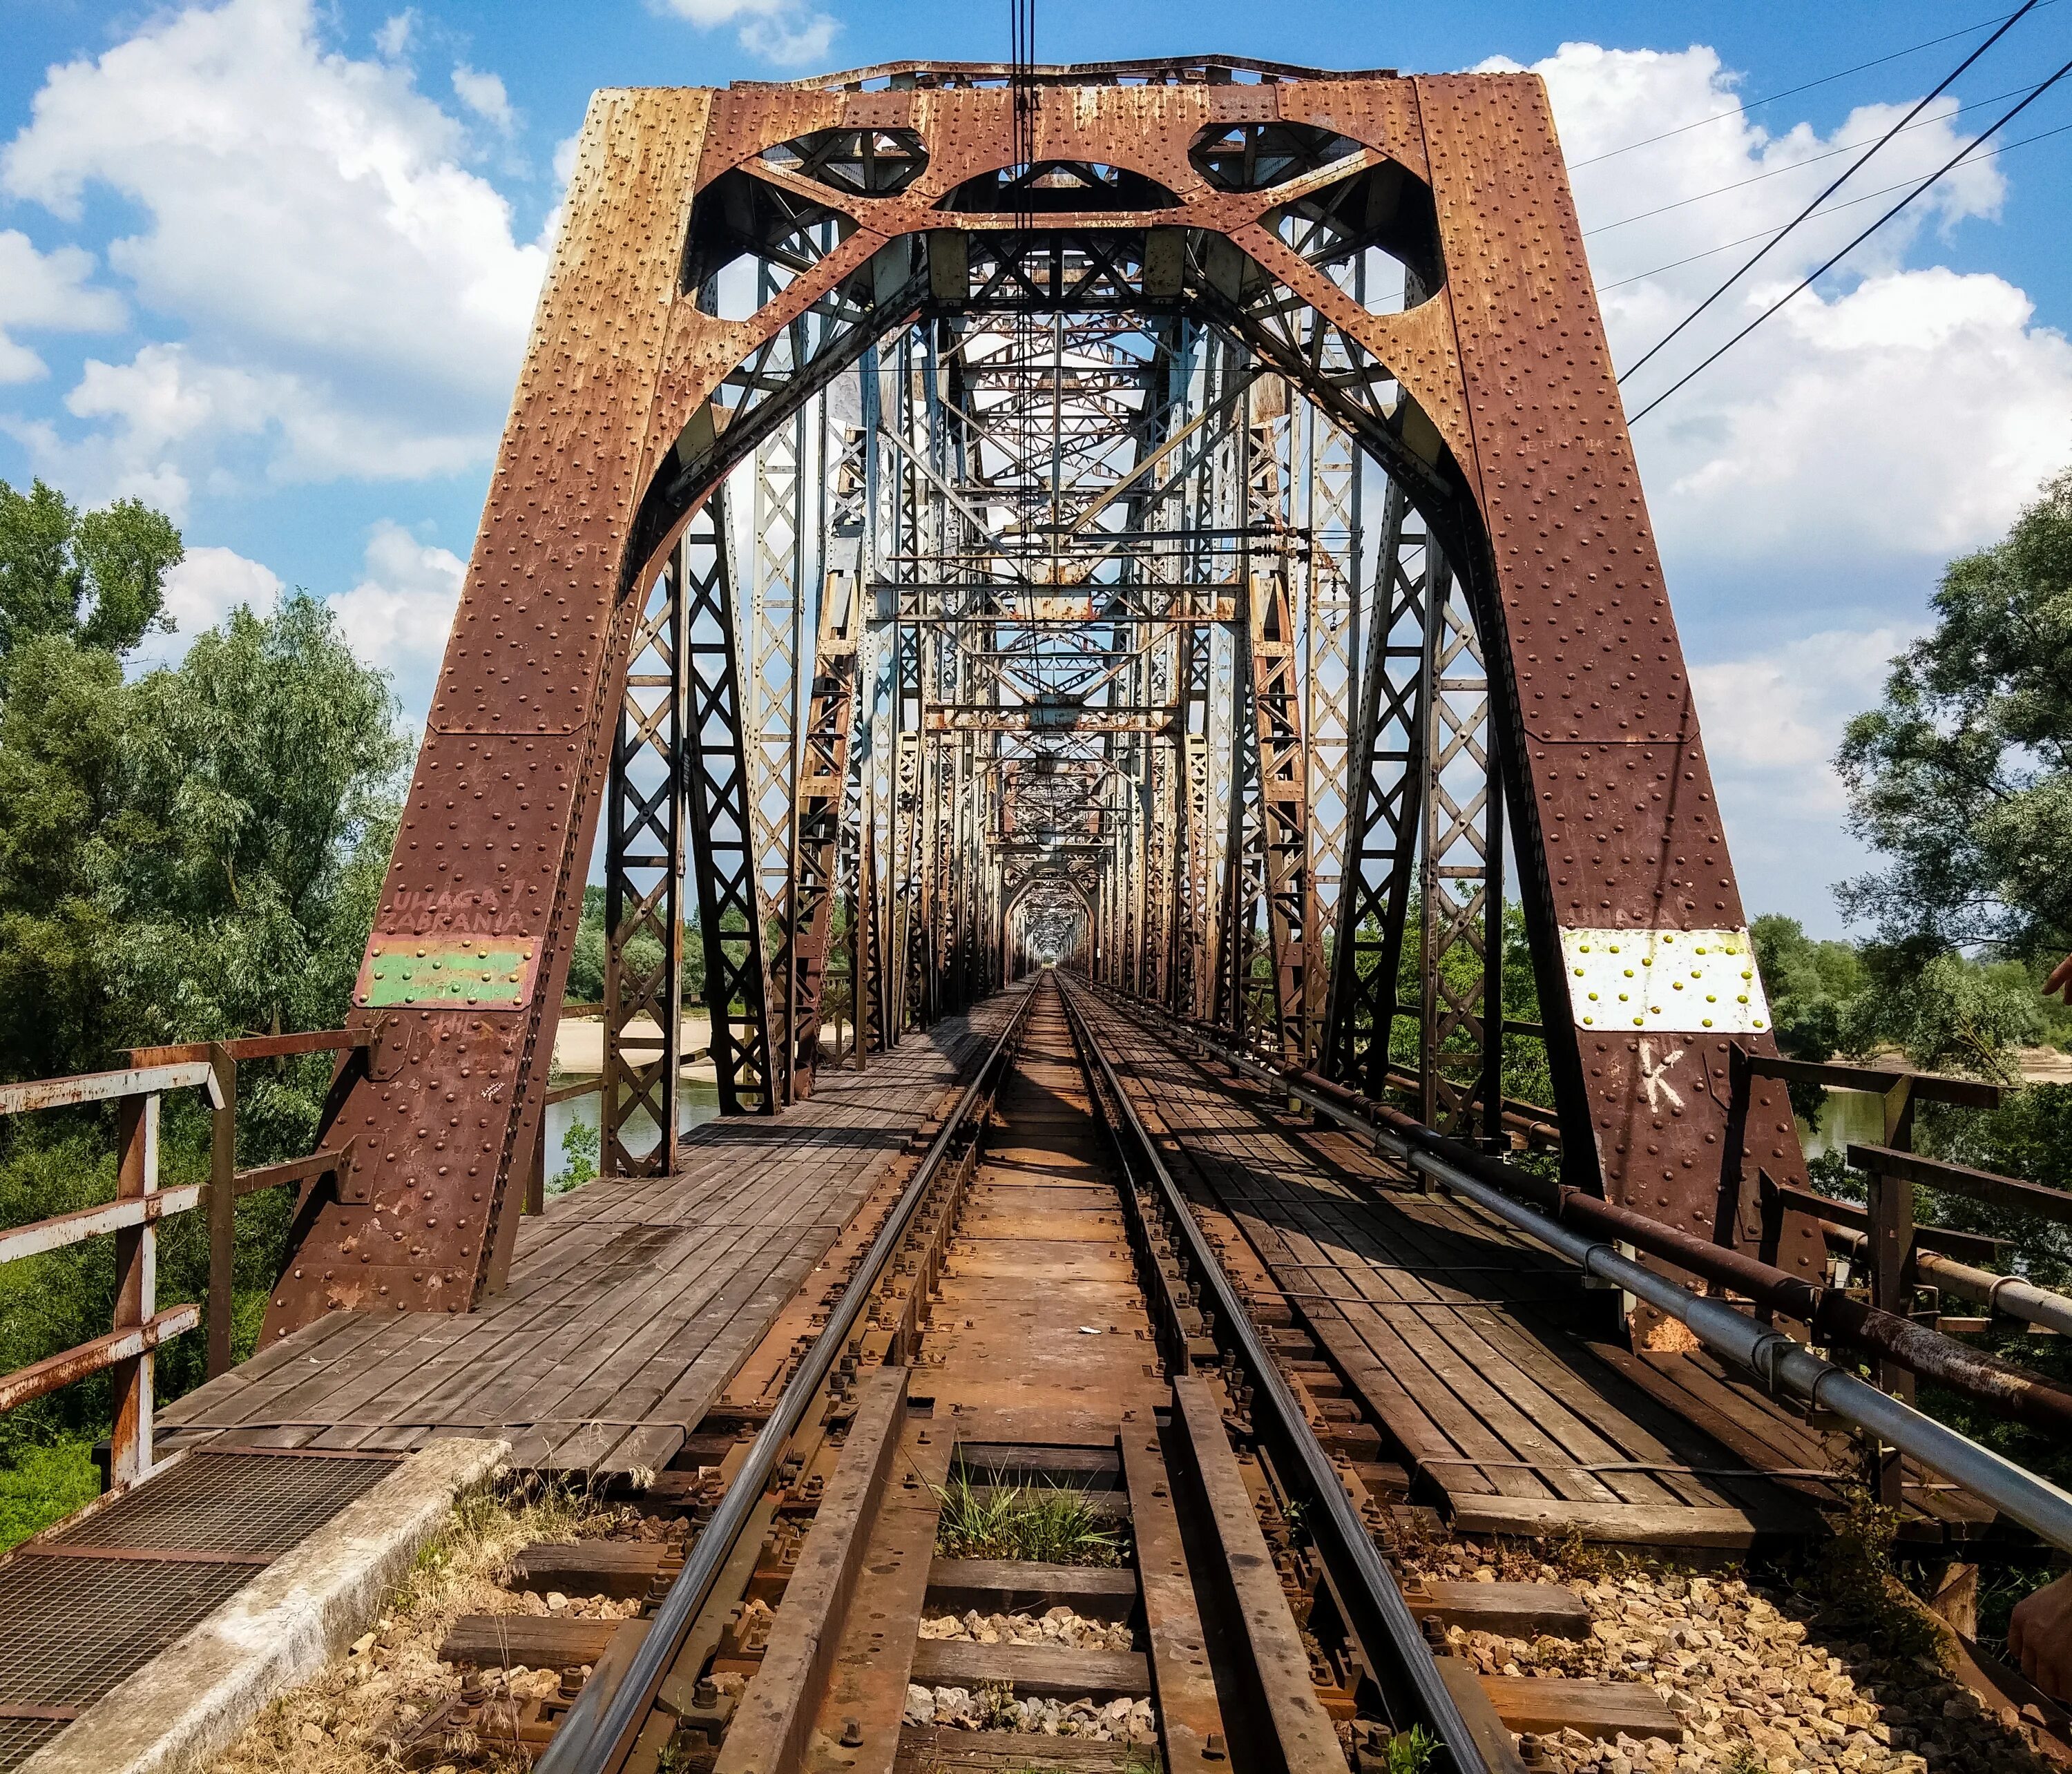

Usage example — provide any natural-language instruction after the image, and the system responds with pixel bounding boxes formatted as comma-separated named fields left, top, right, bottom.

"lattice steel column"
left=1419, top=564, right=1501, bottom=1141
left=747, top=404, right=806, bottom=1088
left=776, top=422, right=865, bottom=1099
left=1300, top=405, right=1359, bottom=1062
left=602, top=548, right=687, bottom=1174
left=680, top=490, right=775, bottom=1115
left=1249, top=564, right=1311, bottom=1064
left=1321, top=483, right=1435, bottom=1098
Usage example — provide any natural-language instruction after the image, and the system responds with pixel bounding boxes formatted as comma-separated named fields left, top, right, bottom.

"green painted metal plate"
left=356, top=937, right=537, bottom=1010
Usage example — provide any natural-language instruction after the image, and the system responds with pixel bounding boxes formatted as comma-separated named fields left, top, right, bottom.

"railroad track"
left=421, top=969, right=1601, bottom=1774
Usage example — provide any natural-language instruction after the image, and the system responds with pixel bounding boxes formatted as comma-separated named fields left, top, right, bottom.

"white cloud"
left=452, top=64, right=515, bottom=133
left=0, top=229, right=124, bottom=383
left=551, top=131, right=581, bottom=189
left=1658, top=269, right=2072, bottom=564
left=133, top=543, right=286, bottom=668
left=1, top=0, right=545, bottom=501
left=1494, top=44, right=2072, bottom=577
left=327, top=519, right=464, bottom=693
left=10, top=341, right=485, bottom=517
left=1691, top=624, right=1916, bottom=813
left=374, top=10, right=416, bottom=59
left=656, top=0, right=840, bottom=68
left=1690, top=624, right=1920, bottom=932
left=128, top=522, right=460, bottom=697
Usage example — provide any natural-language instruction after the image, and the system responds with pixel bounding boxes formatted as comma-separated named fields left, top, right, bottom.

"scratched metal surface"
left=271, top=69, right=1814, bottom=1341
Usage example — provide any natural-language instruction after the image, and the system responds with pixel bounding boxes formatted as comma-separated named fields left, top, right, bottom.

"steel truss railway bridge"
left=6, top=55, right=2072, bottom=1774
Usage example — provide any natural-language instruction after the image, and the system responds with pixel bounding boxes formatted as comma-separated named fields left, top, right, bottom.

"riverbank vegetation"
left=0, top=476, right=407, bottom=1538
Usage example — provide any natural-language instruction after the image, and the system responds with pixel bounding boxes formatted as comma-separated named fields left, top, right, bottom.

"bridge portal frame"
left=266, top=59, right=1819, bottom=1353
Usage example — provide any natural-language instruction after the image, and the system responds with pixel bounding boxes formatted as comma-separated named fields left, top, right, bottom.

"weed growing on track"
left=932, top=1472, right=1124, bottom=1566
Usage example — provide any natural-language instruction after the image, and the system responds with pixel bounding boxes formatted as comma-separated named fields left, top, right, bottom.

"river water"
left=1796, top=1087, right=1888, bottom=1164
left=543, top=1077, right=722, bottom=1191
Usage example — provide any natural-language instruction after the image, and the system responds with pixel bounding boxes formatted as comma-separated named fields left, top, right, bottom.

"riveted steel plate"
left=1560, top=927, right=1771, bottom=1035
left=355, top=936, right=539, bottom=1010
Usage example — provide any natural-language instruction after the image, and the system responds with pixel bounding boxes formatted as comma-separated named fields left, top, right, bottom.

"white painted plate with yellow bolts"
left=1557, top=927, right=1770, bottom=1034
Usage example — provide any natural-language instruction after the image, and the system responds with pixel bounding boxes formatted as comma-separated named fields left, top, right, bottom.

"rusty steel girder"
left=267, top=64, right=1817, bottom=1342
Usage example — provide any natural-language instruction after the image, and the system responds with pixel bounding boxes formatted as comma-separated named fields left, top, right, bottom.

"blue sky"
left=2, top=0, right=2070, bottom=936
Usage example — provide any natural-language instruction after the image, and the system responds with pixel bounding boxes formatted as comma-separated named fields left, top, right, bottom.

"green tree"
left=0, top=496, right=412, bottom=1479
left=0, top=479, right=181, bottom=661
left=1838, top=469, right=2072, bottom=961
left=0, top=637, right=132, bottom=1079
left=562, top=884, right=704, bottom=1011
left=1751, top=914, right=1868, bottom=1063
left=106, top=597, right=407, bottom=1058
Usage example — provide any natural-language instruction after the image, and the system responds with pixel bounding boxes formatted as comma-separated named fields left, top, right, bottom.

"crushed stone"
left=917, top=1604, right=1135, bottom=1652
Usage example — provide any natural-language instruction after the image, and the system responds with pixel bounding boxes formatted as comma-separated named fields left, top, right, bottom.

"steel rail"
left=1055, top=974, right=1493, bottom=1774
left=1094, top=987, right=2072, bottom=1556
left=533, top=982, right=1039, bottom=1774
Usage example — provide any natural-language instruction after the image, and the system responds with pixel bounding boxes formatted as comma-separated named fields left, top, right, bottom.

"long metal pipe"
left=1287, top=1068, right=2072, bottom=1442
left=1093, top=988, right=2072, bottom=1556
left=1820, top=1220, right=2072, bottom=1339
left=1057, top=976, right=1492, bottom=1774
left=535, top=981, right=1037, bottom=1774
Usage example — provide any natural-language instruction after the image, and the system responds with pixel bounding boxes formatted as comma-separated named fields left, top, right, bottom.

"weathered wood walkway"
left=1076, top=990, right=1994, bottom=1549
left=159, top=998, right=1015, bottom=1477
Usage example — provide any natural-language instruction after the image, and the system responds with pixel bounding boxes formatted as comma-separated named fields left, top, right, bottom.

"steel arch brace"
left=269, top=73, right=1824, bottom=1344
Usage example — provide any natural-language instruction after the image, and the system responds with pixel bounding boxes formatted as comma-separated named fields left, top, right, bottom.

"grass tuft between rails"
left=932, top=1472, right=1126, bottom=1567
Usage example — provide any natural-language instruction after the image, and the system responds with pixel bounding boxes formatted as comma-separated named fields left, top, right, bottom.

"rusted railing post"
left=1866, top=1074, right=1917, bottom=1506
left=206, top=1043, right=236, bottom=1378
left=526, top=1121, right=546, bottom=1216
left=110, top=1090, right=159, bottom=1485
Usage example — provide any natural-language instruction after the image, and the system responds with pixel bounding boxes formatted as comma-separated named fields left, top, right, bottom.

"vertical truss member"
left=602, top=542, right=688, bottom=1175
left=774, top=423, right=867, bottom=1100
left=680, top=495, right=776, bottom=1119
left=1323, top=483, right=1432, bottom=1100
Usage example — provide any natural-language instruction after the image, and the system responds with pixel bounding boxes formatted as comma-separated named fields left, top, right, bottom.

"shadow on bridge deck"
left=1079, top=992, right=1997, bottom=1552
left=155, top=996, right=1015, bottom=1478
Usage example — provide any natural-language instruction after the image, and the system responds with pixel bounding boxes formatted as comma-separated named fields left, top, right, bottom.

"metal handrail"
left=0, top=1059, right=222, bottom=1485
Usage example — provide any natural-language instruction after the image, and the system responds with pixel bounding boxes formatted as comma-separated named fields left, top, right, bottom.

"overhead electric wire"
left=1618, top=0, right=2042, bottom=384
left=1584, top=79, right=2032, bottom=238
left=1627, top=54, right=2072, bottom=425
left=1569, top=1, right=2059, bottom=170
left=1595, top=115, right=2072, bottom=293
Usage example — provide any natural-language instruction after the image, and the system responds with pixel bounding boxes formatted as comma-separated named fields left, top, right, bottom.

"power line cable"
left=1595, top=116, right=2072, bottom=292
left=1584, top=79, right=2031, bottom=238
left=1627, top=55, right=2072, bottom=425
left=1618, top=0, right=2041, bottom=383
left=1569, top=1, right=2058, bottom=170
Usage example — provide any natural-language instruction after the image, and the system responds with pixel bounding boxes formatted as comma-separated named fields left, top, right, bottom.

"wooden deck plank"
left=153, top=996, right=1016, bottom=1462
left=1075, top=992, right=1845, bottom=1545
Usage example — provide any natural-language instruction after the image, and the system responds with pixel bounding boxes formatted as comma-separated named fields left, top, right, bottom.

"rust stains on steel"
left=266, top=63, right=1816, bottom=1340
